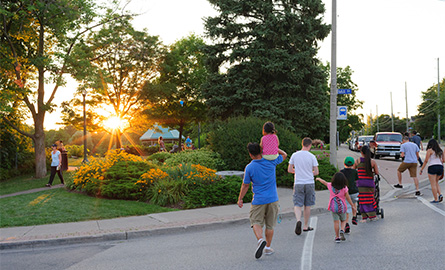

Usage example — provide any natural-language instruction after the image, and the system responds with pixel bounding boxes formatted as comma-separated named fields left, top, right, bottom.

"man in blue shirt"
left=395, top=136, right=421, bottom=195
left=410, top=130, right=424, bottom=166
left=238, top=143, right=287, bottom=259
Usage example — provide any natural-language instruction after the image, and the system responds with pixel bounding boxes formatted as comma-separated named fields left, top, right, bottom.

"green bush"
left=147, top=152, right=172, bottom=164
left=163, top=148, right=226, bottom=171
left=207, top=116, right=300, bottom=171
left=147, top=179, right=188, bottom=206
left=184, top=175, right=252, bottom=209
left=65, top=145, right=84, bottom=158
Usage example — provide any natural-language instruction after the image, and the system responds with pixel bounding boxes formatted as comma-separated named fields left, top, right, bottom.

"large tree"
left=414, top=78, right=444, bottom=139
left=64, top=15, right=163, bottom=149
left=0, top=0, right=99, bottom=177
left=203, top=0, right=330, bottom=138
left=143, top=35, right=208, bottom=149
left=323, top=64, right=364, bottom=142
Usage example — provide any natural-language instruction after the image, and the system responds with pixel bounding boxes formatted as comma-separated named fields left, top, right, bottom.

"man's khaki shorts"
left=249, top=201, right=279, bottom=230
left=398, top=162, right=417, bottom=177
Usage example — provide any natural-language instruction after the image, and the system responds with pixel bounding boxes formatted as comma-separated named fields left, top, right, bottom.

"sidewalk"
left=0, top=146, right=432, bottom=250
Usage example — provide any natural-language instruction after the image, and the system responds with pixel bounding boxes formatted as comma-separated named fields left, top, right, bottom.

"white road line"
left=300, top=216, right=317, bottom=270
left=417, top=197, right=445, bottom=216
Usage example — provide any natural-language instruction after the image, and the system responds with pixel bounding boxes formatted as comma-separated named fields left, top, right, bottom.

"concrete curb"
left=0, top=208, right=329, bottom=250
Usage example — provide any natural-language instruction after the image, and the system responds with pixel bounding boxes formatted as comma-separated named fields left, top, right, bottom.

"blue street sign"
left=338, top=89, right=352, bottom=94
left=337, top=106, right=347, bottom=120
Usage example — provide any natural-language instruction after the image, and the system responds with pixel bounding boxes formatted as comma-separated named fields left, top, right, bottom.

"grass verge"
left=0, top=188, right=176, bottom=228
left=0, top=173, right=67, bottom=196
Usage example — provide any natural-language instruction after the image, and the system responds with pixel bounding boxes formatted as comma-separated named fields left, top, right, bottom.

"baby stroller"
left=374, top=174, right=384, bottom=219
left=356, top=174, right=384, bottom=219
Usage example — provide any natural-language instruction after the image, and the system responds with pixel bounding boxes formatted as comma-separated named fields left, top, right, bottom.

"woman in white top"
left=46, top=144, right=65, bottom=187
left=420, top=139, right=444, bottom=203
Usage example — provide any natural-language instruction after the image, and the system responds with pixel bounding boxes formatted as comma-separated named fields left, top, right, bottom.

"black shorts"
left=428, top=165, right=444, bottom=176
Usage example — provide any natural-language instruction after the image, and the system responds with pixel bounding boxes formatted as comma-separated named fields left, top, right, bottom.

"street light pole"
left=82, top=89, right=88, bottom=163
left=424, top=58, right=442, bottom=142
left=390, top=92, right=394, bottom=132
left=329, top=0, right=337, bottom=166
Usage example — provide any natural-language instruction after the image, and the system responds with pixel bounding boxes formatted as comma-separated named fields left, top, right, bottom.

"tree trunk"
left=115, top=131, right=122, bottom=149
left=178, top=124, right=183, bottom=151
left=34, top=116, right=47, bottom=178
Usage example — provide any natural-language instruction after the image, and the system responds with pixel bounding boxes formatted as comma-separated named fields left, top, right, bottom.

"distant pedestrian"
left=420, top=139, right=444, bottom=203
left=410, top=131, right=424, bottom=166
left=238, top=143, right=287, bottom=259
left=340, top=156, right=359, bottom=232
left=353, top=145, right=379, bottom=222
left=46, top=144, right=64, bottom=187
left=158, top=136, right=166, bottom=152
left=316, top=173, right=356, bottom=243
left=184, top=136, right=193, bottom=150
left=288, top=137, right=319, bottom=235
left=260, top=121, right=279, bottom=160
left=394, top=136, right=421, bottom=196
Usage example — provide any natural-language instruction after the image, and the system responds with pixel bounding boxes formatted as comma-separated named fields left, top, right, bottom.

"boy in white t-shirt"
left=288, top=137, right=319, bottom=235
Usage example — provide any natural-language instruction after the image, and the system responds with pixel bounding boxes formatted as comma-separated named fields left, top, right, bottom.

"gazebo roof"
left=139, top=125, right=184, bottom=141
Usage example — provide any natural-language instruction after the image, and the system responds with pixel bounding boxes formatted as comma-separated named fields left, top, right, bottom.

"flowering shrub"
left=163, top=148, right=226, bottom=171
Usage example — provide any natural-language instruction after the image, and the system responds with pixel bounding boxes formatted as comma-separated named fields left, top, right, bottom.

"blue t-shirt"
left=243, top=155, right=283, bottom=205
left=411, top=135, right=422, bottom=148
left=401, top=142, right=419, bottom=163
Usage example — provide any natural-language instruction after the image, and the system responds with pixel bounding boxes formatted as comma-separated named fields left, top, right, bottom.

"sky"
left=44, top=0, right=445, bottom=130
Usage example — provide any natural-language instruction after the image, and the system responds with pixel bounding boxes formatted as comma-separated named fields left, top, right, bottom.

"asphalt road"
left=2, top=186, right=444, bottom=270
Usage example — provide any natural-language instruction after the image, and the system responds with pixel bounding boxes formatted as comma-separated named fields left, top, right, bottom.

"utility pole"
left=329, top=0, right=337, bottom=166
left=370, top=111, right=373, bottom=134
left=376, top=105, right=379, bottom=132
left=438, top=58, right=441, bottom=144
left=405, top=82, right=409, bottom=132
left=391, top=92, right=394, bottom=132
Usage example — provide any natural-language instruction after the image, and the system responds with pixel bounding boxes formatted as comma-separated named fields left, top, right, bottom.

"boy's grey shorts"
left=293, top=183, right=315, bottom=207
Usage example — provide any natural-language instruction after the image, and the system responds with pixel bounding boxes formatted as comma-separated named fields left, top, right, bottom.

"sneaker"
left=45, top=184, right=51, bottom=187
left=415, top=191, right=422, bottom=196
left=439, top=194, right=443, bottom=202
left=339, top=230, right=346, bottom=241
left=430, top=200, right=440, bottom=203
left=264, top=248, right=274, bottom=255
left=344, top=223, right=350, bottom=234
left=335, top=237, right=341, bottom=243
left=255, top=239, right=267, bottom=259
left=352, top=216, right=358, bottom=225
left=295, top=221, right=302, bottom=235
left=394, top=184, right=403, bottom=188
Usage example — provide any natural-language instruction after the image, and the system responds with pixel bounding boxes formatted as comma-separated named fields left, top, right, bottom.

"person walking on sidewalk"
left=316, top=173, right=357, bottom=243
left=46, top=144, right=64, bottom=187
left=410, top=131, right=424, bottom=167
left=340, top=157, right=359, bottom=232
left=353, top=145, right=379, bottom=222
left=394, top=136, right=421, bottom=196
left=420, top=139, right=444, bottom=203
left=238, top=142, right=287, bottom=259
left=288, top=137, right=319, bottom=235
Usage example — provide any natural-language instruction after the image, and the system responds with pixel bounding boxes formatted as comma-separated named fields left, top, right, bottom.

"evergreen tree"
left=203, top=0, right=330, bottom=137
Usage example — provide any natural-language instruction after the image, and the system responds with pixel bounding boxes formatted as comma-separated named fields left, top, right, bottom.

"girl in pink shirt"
left=316, top=173, right=356, bottom=243
left=260, top=122, right=280, bottom=160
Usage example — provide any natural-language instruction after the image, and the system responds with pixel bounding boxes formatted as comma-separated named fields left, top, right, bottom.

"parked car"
left=355, top=135, right=374, bottom=151
left=369, top=132, right=403, bottom=159
left=349, top=136, right=357, bottom=151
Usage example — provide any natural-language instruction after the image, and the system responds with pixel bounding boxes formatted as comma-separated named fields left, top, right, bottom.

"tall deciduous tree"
left=203, top=0, right=330, bottom=138
left=65, top=15, right=163, bottom=149
left=414, top=79, right=444, bottom=139
left=323, top=64, right=364, bottom=142
left=0, top=0, right=98, bottom=178
left=143, top=35, right=208, bottom=149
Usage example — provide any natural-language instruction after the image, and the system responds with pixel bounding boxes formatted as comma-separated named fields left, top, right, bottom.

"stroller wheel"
left=380, top=208, right=384, bottom=219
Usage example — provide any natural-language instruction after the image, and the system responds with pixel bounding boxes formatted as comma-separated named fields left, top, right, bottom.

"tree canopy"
left=143, top=34, right=208, bottom=149
left=203, top=0, right=331, bottom=138
left=1, top=0, right=98, bottom=177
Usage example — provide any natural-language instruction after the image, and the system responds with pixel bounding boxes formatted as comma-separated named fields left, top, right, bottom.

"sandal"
left=303, top=227, right=314, bottom=232
left=352, top=216, right=357, bottom=225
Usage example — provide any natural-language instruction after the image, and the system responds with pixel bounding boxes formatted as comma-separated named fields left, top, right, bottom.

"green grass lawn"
left=0, top=173, right=66, bottom=195
left=0, top=188, right=176, bottom=228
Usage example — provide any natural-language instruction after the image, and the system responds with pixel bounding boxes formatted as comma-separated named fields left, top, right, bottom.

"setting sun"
left=103, top=116, right=127, bottom=131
